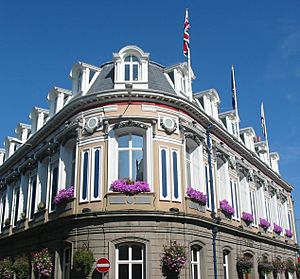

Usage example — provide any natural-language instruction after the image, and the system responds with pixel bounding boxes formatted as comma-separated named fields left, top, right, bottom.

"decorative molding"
left=112, top=120, right=149, bottom=130
left=6, top=170, right=20, bottom=184
left=18, top=157, right=36, bottom=174
left=184, top=132, right=202, bottom=146
left=160, top=117, right=177, bottom=135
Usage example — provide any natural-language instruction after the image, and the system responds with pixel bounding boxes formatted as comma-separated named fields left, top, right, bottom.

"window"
left=124, top=55, right=140, bottom=81
left=0, top=191, right=6, bottom=230
left=118, top=134, right=144, bottom=181
left=277, top=203, right=282, bottom=227
left=160, top=147, right=169, bottom=199
left=191, top=246, right=201, bottom=279
left=171, top=149, right=181, bottom=201
left=49, top=160, right=59, bottom=211
left=13, top=187, right=20, bottom=226
left=230, top=180, right=239, bottom=219
left=185, top=139, right=202, bottom=189
left=250, top=190, right=258, bottom=225
left=80, top=147, right=103, bottom=202
left=223, top=250, right=230, bottom=279
left=29, top=175, right=37, bottom=220
left=204, top=165, right=210, bottom=209
left=62, top=246, right=71, bottom=279
left=116, top=243, right=145, bottom=279
left=77, top=71, right=82, bottom=93
left=265, top=197, right=271, bottom=225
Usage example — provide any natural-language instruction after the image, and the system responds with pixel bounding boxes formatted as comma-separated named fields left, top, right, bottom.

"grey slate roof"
left=87, top=62, right=176, bottom=95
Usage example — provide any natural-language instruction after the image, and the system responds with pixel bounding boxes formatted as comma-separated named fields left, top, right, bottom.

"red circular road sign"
left=96, top=258, right=110, bottom=273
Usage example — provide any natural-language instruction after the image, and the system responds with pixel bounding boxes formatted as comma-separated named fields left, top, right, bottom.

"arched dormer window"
left=124, top=55, right=140, bottom=81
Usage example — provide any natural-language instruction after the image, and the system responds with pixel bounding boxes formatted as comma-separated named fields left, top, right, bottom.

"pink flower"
left=110, top=179, right=150, bottom=195
left=220, top=199, right=234, bottom=216
left=53, top=186, right=74, bottom=205
left=186, top=187, right=207, bottom=205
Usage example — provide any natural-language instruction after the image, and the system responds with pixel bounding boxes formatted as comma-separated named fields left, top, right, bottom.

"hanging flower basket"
left=220, top=199, right=234, bottom=219
left=285, top=260, right=296, bottom=274
left=110, top=179, right=150, bottom=195
left=12, top=255, right=30, bottom=279
left=272, top=258, right=285, bottom=275
left=258, top=258, right=273, bottom=276
left=161, top=241, right=187, bottom=277
left=186, top=187, right=207, bottom=206
left=237, top=255, right=253, bottom=275
left=31, top=248, right=53, bottom=278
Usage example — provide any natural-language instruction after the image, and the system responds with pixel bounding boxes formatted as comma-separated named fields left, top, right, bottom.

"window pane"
left=124, top=56, right=131, bottom=62
left=118, top=245, right=129, bottom=260
left=133, top=64, right=138, bottom=81
left=14, top=189, right=20, bottom=225
left=125, top=65, right=130, bottom=81
left=119, top=135, right=130, bottom=148
left=192, top=248, right=198, bottom=261
left=205, top=166, right=210, bottom=208
left=119, top=151, right=129, bottom=179
left=30, top=179, right=37, bottom=219
left=193, top=265, right=198, bottom=279
left=132, top=150, right=143, bottom=181
left=161, top=149, right=167, bottom=198
left=132, top=264, right=142, bottom=278
left=132, top=245, right=142, bottom=260
left=82, top=152, right=88, bottom=200
left=172, top=151, right=179, bottom=199
left=119, top=264, right=129, bottom=279
left=131, top=135, right=143, bottom=148
left=132, top=56, right=139, bottom=62
left=93, top=149, right=100, bottom=199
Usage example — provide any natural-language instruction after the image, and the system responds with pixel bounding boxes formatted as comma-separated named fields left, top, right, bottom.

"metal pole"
left=206, top=124, right=218, bottom=279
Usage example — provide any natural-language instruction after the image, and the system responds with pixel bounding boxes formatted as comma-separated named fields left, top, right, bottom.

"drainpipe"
left=206, top=124, right=218, bottom=279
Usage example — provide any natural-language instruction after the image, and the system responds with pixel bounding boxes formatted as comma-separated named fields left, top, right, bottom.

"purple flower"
left=220, top=199, right=234, bottom=216
left=273, top=223, right=283, bottom=234
left=31, top=248, right=53, bottom=277
left=186, top=187, right=207, bottom=205
left=285, top=229, right=293, bottom=238
left=241, top=212, right=254, bottom=223
left=110, top=179, right=150, bottom=195
left=259, top=218, right=271, bottom=230
left=53, top=186, right=74, bottom=205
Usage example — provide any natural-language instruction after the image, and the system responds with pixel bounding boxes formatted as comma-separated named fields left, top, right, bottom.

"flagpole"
left=187, top=40, right=192, bottom=100
left=231, top=65, right=240, bottom=139
left=261, top=102, right=270, bottom=163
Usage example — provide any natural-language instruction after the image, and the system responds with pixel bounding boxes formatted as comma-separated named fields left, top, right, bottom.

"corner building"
left=0, top=45, right=297, bottom=278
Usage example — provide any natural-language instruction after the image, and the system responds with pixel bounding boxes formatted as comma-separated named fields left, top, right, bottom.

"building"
left=0, top=45, right=297, bottom=278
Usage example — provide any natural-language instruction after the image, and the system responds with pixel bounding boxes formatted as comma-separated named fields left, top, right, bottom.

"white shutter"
left=239, top=177, right=251, bottom=213
left=271, top=196, right=278, bottom=224
left=256, top=187, right=266, bottom=219
left=193, top=146, right=201, bottom=190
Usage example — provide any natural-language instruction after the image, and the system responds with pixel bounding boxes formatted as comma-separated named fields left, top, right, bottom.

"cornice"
left=0, top=89, right=293, bottom=192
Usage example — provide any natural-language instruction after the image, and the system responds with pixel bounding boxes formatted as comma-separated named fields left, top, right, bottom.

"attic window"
left=124, top=55, right=140, bottom=81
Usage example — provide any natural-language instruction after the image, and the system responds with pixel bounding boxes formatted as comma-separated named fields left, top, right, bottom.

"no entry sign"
left=96, top=258, right=110, bottom=273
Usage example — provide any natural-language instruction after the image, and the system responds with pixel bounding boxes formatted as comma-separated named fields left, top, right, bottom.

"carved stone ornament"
left=247, top=171, right=254, bottom=182
left=160, top=117, right=177, bottom=134
left=228, top=156, right=236, bottom=169
left=113, top=120, right=149, bottom=130
left=82, top=117, right=103, bottom=136
left=184, top=132, right=202, bottom=146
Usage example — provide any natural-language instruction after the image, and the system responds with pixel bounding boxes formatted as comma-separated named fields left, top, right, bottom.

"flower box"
left=106, top=192, right=155, bottom=207
left=219, top=199, right=234, bottom=219
left=54, top=187, right=74, bottom=206
left=56, top=198, right=74, bottom=213
left=33, top=210, right=45, bottom=223
left=186, top=198, right=206, bottom=213
left=110, top=179, right=150, bottom=195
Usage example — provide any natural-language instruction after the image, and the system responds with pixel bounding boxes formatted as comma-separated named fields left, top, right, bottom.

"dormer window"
left=124, top=55, right=140, bottom=81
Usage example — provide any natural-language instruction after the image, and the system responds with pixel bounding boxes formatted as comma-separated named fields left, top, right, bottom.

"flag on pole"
left=183, top=9, right=190, bottom=57
left=231, top=65, right=237, bottom=111
left=261, top=102, right=267, bottom=137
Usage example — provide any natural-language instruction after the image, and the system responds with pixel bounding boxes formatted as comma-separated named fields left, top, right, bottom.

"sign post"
left=96, top=258, right=110, bottom=273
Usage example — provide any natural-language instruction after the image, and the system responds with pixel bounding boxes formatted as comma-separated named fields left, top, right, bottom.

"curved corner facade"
left=0, top=45, right=297, bottom=279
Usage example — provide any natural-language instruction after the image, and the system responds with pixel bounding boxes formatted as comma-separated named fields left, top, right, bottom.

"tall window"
left=116, top=243, right=145, bottom=279
left=118, top=134, right=144, bottom=181
left=185, top=139, right=201, bottom=189
left=230, top=180, right=239, bottom=219
left=191, top=246, right=201, bottom=279
left=62, top=246, right=71, bottom=279
left=81, top=150, right=89, bottom=201
left=223, top=250, right=230, bottom=279
left=124, top=55, right=140, bottom=81
left=160, top=147, right=169, bottom=199
left=171, top=149, right=181, bottom=201
left=13, top=187, right=20, bottom=226
left=29, top=175, right=37, bottom=220
left=50, top=161, right=59, bottom=211
left=277, top=203, right=283, bottom=227
left=265, top=197, right=271, bottom=224
left=0, top=191, right=6, bottom=230
left=92, top=147, right=101, bottom=200
left=204, top=164, right=211, bottom=210
left=250, top=190, right=258, bottom=225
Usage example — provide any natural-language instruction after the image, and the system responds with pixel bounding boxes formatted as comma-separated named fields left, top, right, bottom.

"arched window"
left=124, top=55, right=140, bottom=81
left=116, top=243, right=145, bottom=279
left=117, top=134, right=144, bottom=181
left=223, top=250, right=230, bottom=279
left=191, top=245, right=202, bottom=279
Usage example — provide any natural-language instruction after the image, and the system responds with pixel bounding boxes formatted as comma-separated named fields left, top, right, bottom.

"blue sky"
left=0, top=1, right=299, bottom=228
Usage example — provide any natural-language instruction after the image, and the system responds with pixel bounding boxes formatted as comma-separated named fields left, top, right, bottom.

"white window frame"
left=230, top=179, right=240, bottom=220
left=171, top=148, right=181, bottom=202
left=159, top=146, right=171, bottom=200
left=91, top=147, right=102, bottom=201
left=124, top=55, right=141, bottom=82
left=28, top=172, right=37, bottom=220
left=48, top=155, right=59, bottom=212
left=250, top=190, right=258, bottom=226
left=223, top=250, right=230, bottom=279
left=117, top=133, right=144, bottom=181
left=115, top=243, right=145, bottom=279
left=12, top=186, right=20, bottom=227
left=191, top=246, right=201, bottom=279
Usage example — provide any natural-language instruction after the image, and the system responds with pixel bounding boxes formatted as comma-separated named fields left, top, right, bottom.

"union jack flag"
left=183, top=9, right=190, bottom=57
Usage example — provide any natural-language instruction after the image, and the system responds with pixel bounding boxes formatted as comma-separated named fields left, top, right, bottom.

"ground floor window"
left=223, top=250, right=230, bottom=279
left=116, top=243, right=145, bottom=279
left=62, top=246, right=71, bottom=279
left=191, top=246, right=201, bottom=279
